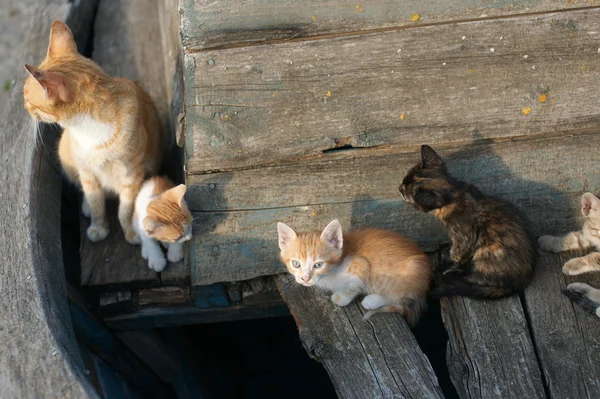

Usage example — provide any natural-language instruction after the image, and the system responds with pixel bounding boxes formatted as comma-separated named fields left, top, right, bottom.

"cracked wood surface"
left=274, top=275, right=445, bottom=399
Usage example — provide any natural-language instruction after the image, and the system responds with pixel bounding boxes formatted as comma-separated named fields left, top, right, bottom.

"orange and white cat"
left=23, top=20, right=164, bottom=243
left=133, top=177, right=192, bottom=272
left=277, top=220, right=432, bottom=325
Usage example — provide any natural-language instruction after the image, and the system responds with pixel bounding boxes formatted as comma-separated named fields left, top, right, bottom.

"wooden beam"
left=274, top=275, right=444, bottom=398
left=185, top=9, right=600, bottom=172
left=180, top=0, right=595, bottom=50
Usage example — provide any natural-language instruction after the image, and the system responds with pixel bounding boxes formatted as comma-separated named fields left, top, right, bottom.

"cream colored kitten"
left=133, top=177, right=192, bottom=272
left=538, top=192, right=600, bottom=275
left=277, top=220, right=431, bottom=326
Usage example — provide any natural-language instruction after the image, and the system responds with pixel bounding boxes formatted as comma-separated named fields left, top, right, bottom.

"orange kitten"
left=133, top=177, right=192, bottom=272
left=23, top=21, right=165, bottom=243
left=277, top=220, right=432, bottom=326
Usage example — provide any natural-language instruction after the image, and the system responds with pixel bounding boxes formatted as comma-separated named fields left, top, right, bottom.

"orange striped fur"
left=23, top=21, right=165, bottom=243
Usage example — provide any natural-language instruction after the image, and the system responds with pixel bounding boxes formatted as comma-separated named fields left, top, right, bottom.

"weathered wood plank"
left=274, top=275, right=444, bottom=399
left=99, top=291, right=134, bottom=316
left=0, top=3, right=99, bottom=398
left=137, top=286, right=191, bottom=307
left=523, top=250, right=600, bottom=398
left=185, top=9, right=600, bottom=172
left=180, top=0, right=595, bottom=50
left=190, top=135, right=600, bottom=285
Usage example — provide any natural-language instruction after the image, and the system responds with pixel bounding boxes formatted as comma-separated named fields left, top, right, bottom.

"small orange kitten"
left=23, top=21, right=164, bottom=244
left=277, top=220, right=432, bottom=325
left=133, top=177, right=192, bottom=272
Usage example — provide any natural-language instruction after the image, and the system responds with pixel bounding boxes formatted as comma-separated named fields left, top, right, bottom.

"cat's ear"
left=47, top=20, right=77, bottom=58
left=168, top=184, right=187, bottom=206
left=24, top=64, right=73, bottom=103
left=421, top=145, right=445, bottom=169
left=321, top=220, right=343, bottom=250
left=142, top=217, right=165, bottom=237
left=581, top=192, right=600, bottom=217
left=414, top=190, right=450, bottom=212
left=277, top=222, right=297, bottom=251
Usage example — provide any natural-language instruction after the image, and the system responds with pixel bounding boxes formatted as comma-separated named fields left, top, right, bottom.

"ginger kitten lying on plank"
left=277, top=220, right=431, bottom=326
left=399, top=145, right=535, bottom=299
left=23, top=21, right=165, bottom=243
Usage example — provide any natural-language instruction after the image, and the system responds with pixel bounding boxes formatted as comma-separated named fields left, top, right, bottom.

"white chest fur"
left=132, top=180, right=156, bottom=235
left=62, top=114, right=116, bottom=152
left=315, top=257, right=364, bottom=293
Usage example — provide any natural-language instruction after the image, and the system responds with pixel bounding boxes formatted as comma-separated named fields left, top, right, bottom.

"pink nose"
left=301, top=276, right=310, bottom=282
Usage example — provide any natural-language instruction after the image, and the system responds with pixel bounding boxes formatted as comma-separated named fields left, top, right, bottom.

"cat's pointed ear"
left=142, top=217, right=165, bottom=237
left=24, top=64, right=73, bottom=103
left=421, top=145, right=445, bottom=169
left=321, top=220, right=343, bottom=250
left=47, top=20, right=77, bottom=58
left=581, top=192, right=600, bottom=217
left=277, top=222, right=297, bottom=251
left=169, top=184, right=187, bottom=206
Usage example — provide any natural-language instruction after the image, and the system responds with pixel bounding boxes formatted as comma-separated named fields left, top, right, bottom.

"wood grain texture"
left=99, top=291, right=134, bottom=316
left=185, top=9, right=600, bottom=172
left=523, top=250, right=600, bottom=398
left=190, top=135, right=600, bottom=285
left=0, top=3, right=99, bottom=398
left=137, top=286, right=191, bottom=307
left=180, top=0, right=593, bottom=50
left=274, top=275, right=444, bottom=399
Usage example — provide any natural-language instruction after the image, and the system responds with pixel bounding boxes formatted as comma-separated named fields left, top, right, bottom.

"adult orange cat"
left=277, top=220, right=432, bottom=326
left=23, top=20, right=165, bottom=243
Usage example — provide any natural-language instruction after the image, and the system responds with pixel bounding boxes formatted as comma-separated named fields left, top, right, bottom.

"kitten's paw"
left=125, top=230, right=139, bottom=245
left=148, top=255, right=167, bottom=272
left=596, top=308, right=600, bottom=318
left=81, top=199, right=90, bottom=218
left=87, top=224, right=109, bottom=243
left=361, top=294, right=387, bottom=310
left=538, top=235, right=561, bottom=252
left=331, top=292, right=354, bottom=307
left=566, top=282, right=592, bottom=295
left=563, top=258, right=591, bottom=275
left=167, top=245, right=184, bottom=263
left=141, top=246, right=149, bottom=260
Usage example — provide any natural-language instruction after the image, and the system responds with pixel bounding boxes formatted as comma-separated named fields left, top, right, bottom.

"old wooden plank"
left=99, top=291, right=134, bottom=317
left=523, top=249, right=600, bottom=398
left=180, top=0, right=595, bottom=50
left=160, top=257, right=190, bottom=287
left=116, top=330, right=181, bottom=383
left=0, top=3, right=100, bottom=398
left=105, top=303, right=290, bottom=330
left=185, top=9, right=600, bottom=172
left=137, top=286, right=191, bottom=307
left=190, top=134, right=600, bottom=285
left=273, top=275, right=444, bottom=399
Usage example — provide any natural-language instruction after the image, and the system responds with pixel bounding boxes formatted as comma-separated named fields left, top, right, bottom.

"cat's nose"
left=300, top=276, right=310, bottom=282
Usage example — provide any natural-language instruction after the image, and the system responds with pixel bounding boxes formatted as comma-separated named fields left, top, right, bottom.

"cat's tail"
left=363, top=298, right=426, bottom=327
left=563, top=284, right=600, bottom=318
left=430, top=281, right=516, bottom=299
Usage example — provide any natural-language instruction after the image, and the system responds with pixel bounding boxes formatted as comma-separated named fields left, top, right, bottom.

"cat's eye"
left=314, top=261, right=323, bottom=268
left=291, top=260, right=301, bottom=268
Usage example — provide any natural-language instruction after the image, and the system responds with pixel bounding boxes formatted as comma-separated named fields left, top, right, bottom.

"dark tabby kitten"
left=398, top=145, right=535, bottom=298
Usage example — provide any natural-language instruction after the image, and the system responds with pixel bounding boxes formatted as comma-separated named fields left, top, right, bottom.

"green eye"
left=291, top=260, right=301, bottom=268
left=314, top=262, right=323, bottom=268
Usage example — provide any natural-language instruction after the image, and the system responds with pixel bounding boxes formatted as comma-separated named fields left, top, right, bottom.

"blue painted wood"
left=193, top=284, right=230, bottom=308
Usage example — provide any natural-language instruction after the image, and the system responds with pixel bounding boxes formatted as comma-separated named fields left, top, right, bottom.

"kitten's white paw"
left=141, top=246, right=149, bottom=260
left=87, top=224, right=109, bottom=243
left=563, top=259, right=592, bottom=275
left=361, top=294, right=387, bottom=310
left=167, top=245, right=184, bottom=263
left=81, top=199, right=90, bottom=218
left=331, top=292, right=354, bottom=307
left=567, top=282, right=592, bottom=294
left=538, top=235, right=561, bottom=252
left=148, top=255, right=167, bottom=272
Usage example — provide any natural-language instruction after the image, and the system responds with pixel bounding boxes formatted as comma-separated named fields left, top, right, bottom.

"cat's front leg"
left=331, top=289, right=361, bottom=307
left=118, top=174, right=143, bottom=244
left=80, top=172, right=109, bottom=242
left=166, top=242, right=184, bottom=263
left=539, top=232, right=591, bottom=253
left=142, top=236, right=167, bottom=272
left=563, top=252, right=600, bottom=276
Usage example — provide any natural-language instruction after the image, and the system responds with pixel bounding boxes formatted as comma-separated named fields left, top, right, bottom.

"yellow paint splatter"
left=539, top=94, right=547, bottom=103
left=346, top=3, right=350, bottom=6
left=355, top=4, right=362, bottom=12
left=311, top=212, right=317, bottom=217
left=567, top=0, right=575, bottom=6
left=312, top=15, right=317, bottom=21
left=223, top=115, right=231, bottom=121
left=238, top=150, right=242, bottom=153
left=410, top=13, right=420, bottom=22
left=591, top=0, right=596, bottom=4
left=466, top=7, right=469, bottom=11
left=521, top=106, right=531, bottom=115
left=272, top=93, right=277, bottom=97
left=510, top=3, right=514, bottom=7
left=326, top=90, right=332, bottom=97
left=399, top=113, right=405, bottom=120
left=466, top=69, right=477, bottom=73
